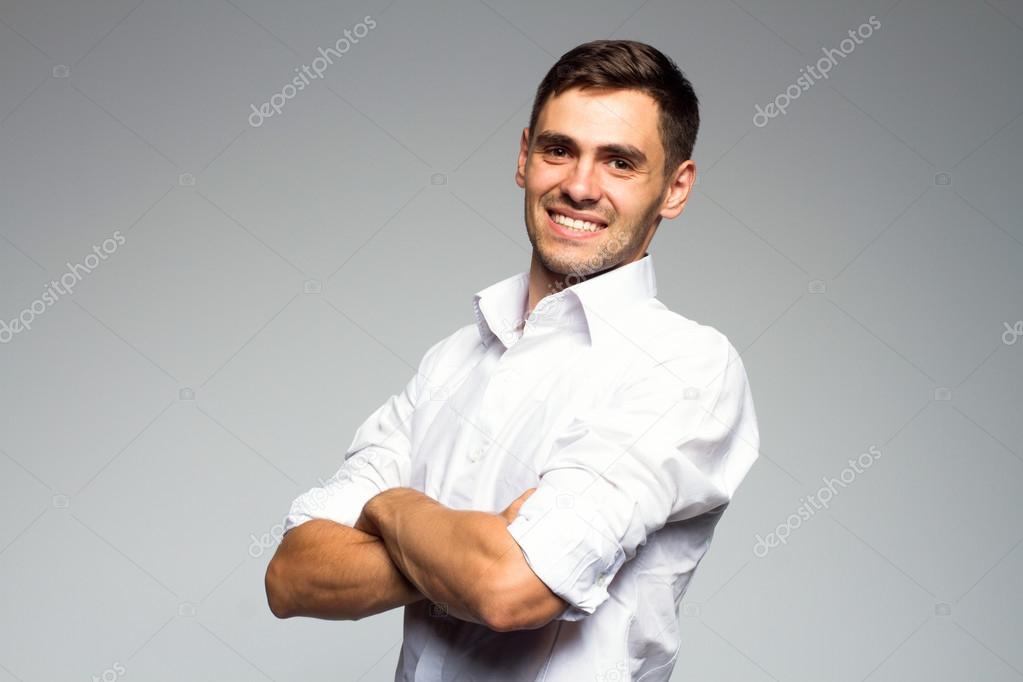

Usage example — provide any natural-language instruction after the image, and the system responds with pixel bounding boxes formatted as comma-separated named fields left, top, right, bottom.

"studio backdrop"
left=1, top=0, right=1021, bottom=680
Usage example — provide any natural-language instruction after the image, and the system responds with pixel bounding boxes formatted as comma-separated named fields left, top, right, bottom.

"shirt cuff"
left=283, top=474, right=382, bottom=533
left=506, top=484, right=627, bottom=618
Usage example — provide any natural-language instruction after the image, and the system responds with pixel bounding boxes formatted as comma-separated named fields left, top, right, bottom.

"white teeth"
left=551, top=212, right=604, bottom=232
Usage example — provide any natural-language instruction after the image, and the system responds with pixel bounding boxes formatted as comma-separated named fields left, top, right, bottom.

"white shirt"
left=284, top=253, right=760, bottom=681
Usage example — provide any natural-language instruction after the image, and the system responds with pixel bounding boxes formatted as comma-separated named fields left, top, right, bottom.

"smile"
left=546, top=209, right=607, bottom=233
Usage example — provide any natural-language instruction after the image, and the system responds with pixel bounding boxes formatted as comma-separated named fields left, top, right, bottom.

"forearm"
left=362, top=488, right=522, bottom=626
left=265, top=518, right=426, bottom=620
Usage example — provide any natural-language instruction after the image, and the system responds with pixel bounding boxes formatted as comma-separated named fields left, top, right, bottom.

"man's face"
left=516, top=86, right=692, bottom=279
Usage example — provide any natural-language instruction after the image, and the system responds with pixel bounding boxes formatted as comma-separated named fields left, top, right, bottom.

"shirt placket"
left=446, top=351, right=522, bottom=510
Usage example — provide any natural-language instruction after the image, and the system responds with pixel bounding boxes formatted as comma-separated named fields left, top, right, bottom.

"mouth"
left=545, top=208, right=608, bottom=239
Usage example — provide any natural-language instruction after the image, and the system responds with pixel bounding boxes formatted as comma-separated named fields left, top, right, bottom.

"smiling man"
left=265, top=40, right=760, bottom=681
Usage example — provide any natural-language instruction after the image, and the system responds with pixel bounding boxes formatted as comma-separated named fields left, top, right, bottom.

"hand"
left=354, top=505, right=380, bottom=536
left=355, top=488, right=432, bottom=537
left=354, top=490, right=391, bottom=536
left=498, top=487, right=537, bottom=525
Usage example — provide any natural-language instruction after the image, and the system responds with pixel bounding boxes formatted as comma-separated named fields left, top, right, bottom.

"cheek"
left=609, top=189, right=657, bottom=222
left=526, top=164, right=566, bottom=194
left=601, top=191, right=629, bottom=219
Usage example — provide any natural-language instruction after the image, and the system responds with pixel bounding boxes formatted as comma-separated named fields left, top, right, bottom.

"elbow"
left=479, top=598, right=522, bottom=633
left=264, top=555, right=294, bottom=619
left=474, top=569, right=518, bottom=632
left=476, top=571, right=562, bottom=632
left=480, top=596, right=557, bottom=632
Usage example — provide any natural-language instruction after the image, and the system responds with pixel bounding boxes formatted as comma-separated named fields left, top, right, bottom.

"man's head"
left=516, top=40, right=700, bottom=281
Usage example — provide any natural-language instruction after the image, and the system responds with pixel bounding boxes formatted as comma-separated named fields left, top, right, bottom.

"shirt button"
left=468, top=445, right=485, bottom=462
left=596, top=573, right=607, bottom=587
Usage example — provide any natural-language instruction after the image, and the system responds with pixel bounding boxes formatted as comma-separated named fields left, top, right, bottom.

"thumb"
left=500, top=487, right=538, bottom=523
left=516, top=487, right=537, bottom=502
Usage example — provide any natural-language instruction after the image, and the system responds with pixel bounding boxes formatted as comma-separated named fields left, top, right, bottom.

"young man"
left=265, top=39, right=760, bottom=681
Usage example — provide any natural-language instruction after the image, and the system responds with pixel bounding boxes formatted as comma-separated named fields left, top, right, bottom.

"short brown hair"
left=527, top=40, right=700, bottom=181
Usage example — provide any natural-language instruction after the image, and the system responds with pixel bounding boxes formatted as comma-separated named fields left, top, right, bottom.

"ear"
left=659, top=160, right=696, bottom=220
left=515, top=127, right=530, bottom=189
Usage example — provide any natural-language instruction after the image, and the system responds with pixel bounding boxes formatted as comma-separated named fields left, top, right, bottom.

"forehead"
left=534, top=87, right=662, bottom=158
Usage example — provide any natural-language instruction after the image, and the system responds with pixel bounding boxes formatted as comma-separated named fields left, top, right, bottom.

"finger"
left=519, top=487, right=537, bottom=499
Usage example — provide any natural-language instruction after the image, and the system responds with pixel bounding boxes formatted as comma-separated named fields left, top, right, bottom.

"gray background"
left=1, top=0, right=1021, bottom=680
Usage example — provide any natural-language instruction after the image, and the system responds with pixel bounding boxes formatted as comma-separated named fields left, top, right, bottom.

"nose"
left=560, top=156, right=601, bottom=205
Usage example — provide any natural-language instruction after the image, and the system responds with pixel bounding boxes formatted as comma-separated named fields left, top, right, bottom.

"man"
left=265, top=39, right=759, bottom=681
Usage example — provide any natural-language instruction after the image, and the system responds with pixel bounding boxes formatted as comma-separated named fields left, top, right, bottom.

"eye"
left=546, top=146, right=569, bottom=158
left=610, top=158, right=633, bottom=171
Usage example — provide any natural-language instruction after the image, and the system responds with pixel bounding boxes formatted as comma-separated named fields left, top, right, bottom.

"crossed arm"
left=264, top=487, right=570, bottom=632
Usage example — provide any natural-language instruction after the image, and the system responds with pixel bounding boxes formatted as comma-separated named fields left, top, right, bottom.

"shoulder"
left=608, top=300, right=751, bottom=406
left=414, top=323, right=482, bottom=378
left=615, top=304, right=757, bottom=442
left=405, top=323, right=481, bottom=404
left=629, top=300, right=736, bottom=371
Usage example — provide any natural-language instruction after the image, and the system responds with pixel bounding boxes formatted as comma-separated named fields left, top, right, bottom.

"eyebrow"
left=533, top=131, right=649, bottom=168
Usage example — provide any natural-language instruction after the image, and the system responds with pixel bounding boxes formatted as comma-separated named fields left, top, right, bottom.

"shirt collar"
left=472, top=253, right=658, bottom=349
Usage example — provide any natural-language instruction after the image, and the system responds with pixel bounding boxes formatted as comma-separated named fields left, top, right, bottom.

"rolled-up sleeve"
left=283, top=339, right=444, bottom=533
left=506, top=331, right=760, bottom=619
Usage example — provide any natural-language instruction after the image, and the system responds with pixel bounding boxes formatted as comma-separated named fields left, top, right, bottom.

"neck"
left=526, top=252, right=564, bottom=316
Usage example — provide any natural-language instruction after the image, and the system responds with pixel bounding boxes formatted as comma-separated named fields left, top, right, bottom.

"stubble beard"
left=525, top=197, right=658, bottom=282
